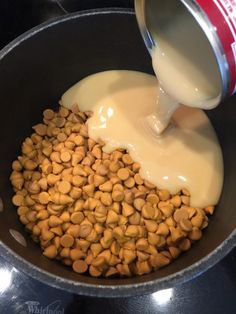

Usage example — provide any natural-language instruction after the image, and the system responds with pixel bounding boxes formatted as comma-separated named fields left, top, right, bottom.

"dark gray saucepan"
left=0, top=9, right=235, bottom=298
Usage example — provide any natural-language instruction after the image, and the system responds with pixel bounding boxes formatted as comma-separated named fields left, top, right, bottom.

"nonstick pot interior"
left=0, top=9, right=235, bottom=297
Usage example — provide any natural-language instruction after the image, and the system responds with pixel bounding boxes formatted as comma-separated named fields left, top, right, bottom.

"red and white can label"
left=196, top=0, right=236, bottom=95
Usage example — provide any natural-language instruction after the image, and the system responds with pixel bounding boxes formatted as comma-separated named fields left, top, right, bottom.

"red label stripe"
left=196, top=0, right=236, bottom=94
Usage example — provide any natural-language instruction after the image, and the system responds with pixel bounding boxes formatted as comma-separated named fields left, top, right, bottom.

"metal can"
left=135, top=0, right=236, bottom=103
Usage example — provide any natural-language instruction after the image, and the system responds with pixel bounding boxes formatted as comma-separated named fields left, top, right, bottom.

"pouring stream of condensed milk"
left=145, top=0, right=222, bottom=133
left=61, top=70, right=223, bottom=208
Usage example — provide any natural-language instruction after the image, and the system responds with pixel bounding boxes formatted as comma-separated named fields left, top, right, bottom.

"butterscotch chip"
left=170, top=227, right=185, bottom=243
left=71, top=212, right=84, bottom=224
left=26, top=211, right=37, bottom=222
left=50, top=151, right=61, bottom=163
left=134, top=173, right=143, bottom=185
left=89, top=265, right=102, bottom=277
left=12, top=194, right=24, bottom=206
left=17, top=206, right=29, bottom=216
left=60, top=151, right=71, bottom=162
left=92, top=146, right=102, bottom=159
left=173, top=208, right=189, bottom=222
left=125, top=225, right=139, bottom=237
left=72, top=175, right=85, bottom=187
left=50, top=226, right=63, bottom=236
left=169, top=246, right=181, bottom=259
left=123, top=249, right=136, bottom=264
left=73, top=165, right=87, bottom=176
left=52, top=127, right=60, bottom=136
left=179, top=238, right=191, bottom=251
left=70, top=186, right=82, bottom=199
left=73, top=260, right=88, bottom=273
left=123, top=240, right=135, bottom=251
left=90, top=243, right=103, bottom=257
left=112, top=190, right=124, bottom=202
left=92, top=256, right=106, bottom=267
left=55, top=117, right=66, bottom=128
left=148, top=233, right=160, bottom=245
left=124, top=191, right=134, bottom=204
left=83, top=184, right=95, bottom=197
left=159, top=189, right=170, bottom=201
left=149, top=253, right=170, bottom=268
left=129, top=211, right=140, bottom=225
left=111, top=150, right=123, bottom=161
left=43, top=245, right=57, bottom=259
left=67, top=225, right=80, bottom=238
left=106, top=210, right=119, bottom=224
left=48, top=215, right=63, bottom=227
left=134, top=191, right=145, bottom=202
left=133, top=198, right=145, bottom=211
left=60, top=211, right=71, bottom=222
left=136, top=238, right=149, bottom=251
left=144, top=180, right=156, bottom=189
left=79, top=224, right=92, bottom=238
left=96, top=165, right=108, bottom=176
left=57, top=132, right=67, bottom=142
left=105, top=267, right=119, bottom=277
left=41, top=229, right=54, bottom=241
left=109, top=161, right=120, bottom=173
left=170, top=195, right=181, bottom=207
left=100, top=192, right=112, bottom=206
left=186, top=207, right=196, bottom=219
left=24, top=160, right=38, bottom=170
left=124, top=177, right=135, bottom=188
left=60, top=248, right=70, bottom=258
left=33, top=124, right=47, bottom=136
left=60, top=234, right=74, bottom=248
left=146, top=193, right=159, bottom=204
left=52, top=162, right=64, bottom=175
left=145, top=220, right=158, bottom=232
left=161, top=250, right=172, bottom=260
left=142, top=204, right=155, bottom=219
left=38, top=192, right=50, bottom=204
left=118, top=264, right=132, bottom=276
left=204, top=206, right=215, bottom=215
left=122, top=202, right=135, bottom=217
left=43, top=109, right=55, bottom=120
left=179, top=218, right=192, bottom=232
left=74, top=135, right=84, bottom=146
left=50, top=193, right=73, bottom=205
left=59, top=106, right=69, bottom=117
left=117, top=168, right=129, bottom=181
left=137, top=251, right=149, bottom=262
left=71, top=103, right=80, bottom=114
left=37, top=209, right=49, bottom=220
left=188, top=227, right=202, bottom=241
left=122, top=154, right=133, bottom=165
left=181, top=195, right=190, bottom=206
left=113, top=183, right=124, bottom=191
left=63, top=258, right=73, bottom=266
left=99, top=181, right=113, bottom=192
left=119, top=215, right=128, bottom=226
left=58, top=181, right=72, bottom=194
left=191, top=214, right=204, bottom=228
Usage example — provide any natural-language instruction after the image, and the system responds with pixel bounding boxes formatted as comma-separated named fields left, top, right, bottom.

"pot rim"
left=0, top=8, right=235, bottom=298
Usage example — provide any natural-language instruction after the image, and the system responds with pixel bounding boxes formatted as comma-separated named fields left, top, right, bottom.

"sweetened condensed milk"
left=61, top=70, right=223, bottom=208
